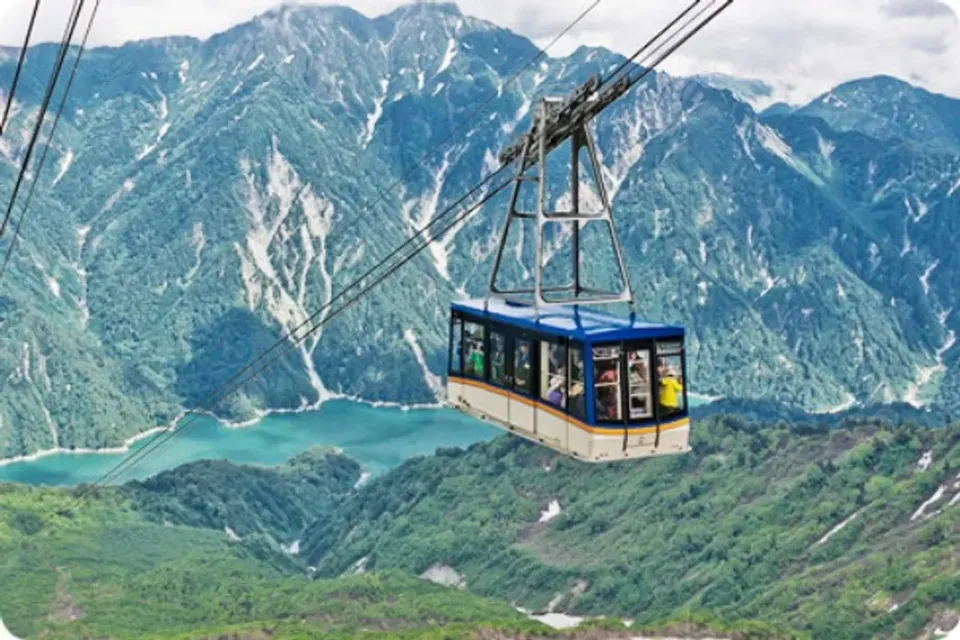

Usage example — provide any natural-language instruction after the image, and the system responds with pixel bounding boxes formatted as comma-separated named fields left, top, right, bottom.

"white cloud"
left=1, top=0, right=959, bottom=105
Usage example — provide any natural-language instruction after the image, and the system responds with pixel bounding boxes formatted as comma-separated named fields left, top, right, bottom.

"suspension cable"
left=0, top=0, right=43, bottom=136
left=0, top=0, right=103, bottom=285
left=0, top=0, right=84, bottom=239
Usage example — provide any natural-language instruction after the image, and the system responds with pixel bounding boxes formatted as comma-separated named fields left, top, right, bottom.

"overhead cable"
left=0, top=0, right=43, bottom=136
left=0, top=0, right=84, bottom=240
left=0, top=0, right=102, bottom=284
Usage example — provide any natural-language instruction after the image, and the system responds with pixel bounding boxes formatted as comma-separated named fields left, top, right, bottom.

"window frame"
left=539, top=338, right=568, bottom=411
left=448, top=311, right=463, bottom=376
left=625, top=345, right=654, bottom=421
left=655, top=339, right=687, bottom=420
left=567, top=342, right=587, bottom=421
left=511, top=332, right=535, bottom=396
left=461, top=317, right=487, bottom=381
left=488, top=327, right=509, bottom=387
left=591, top=342, right=625, bottom=424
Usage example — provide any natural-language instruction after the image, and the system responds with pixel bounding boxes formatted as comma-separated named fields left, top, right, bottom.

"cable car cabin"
left=447, top=299, right=691, bottom=462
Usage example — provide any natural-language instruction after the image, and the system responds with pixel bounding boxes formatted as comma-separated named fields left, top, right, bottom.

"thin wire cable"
left=0, top=0, right=84, bottom=239
left=615, top=0, right=731, bottom=95
left=0, top=0, right=43, bottom=135
left=600, top=0, right=704, bottom=85
left=0, top=0, right=102, bottom=284
left=72, top=0, right=734, bottom=496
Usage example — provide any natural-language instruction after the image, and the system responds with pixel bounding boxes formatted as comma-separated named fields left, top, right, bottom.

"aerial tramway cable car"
left=446, top=85, right=692, bottom=462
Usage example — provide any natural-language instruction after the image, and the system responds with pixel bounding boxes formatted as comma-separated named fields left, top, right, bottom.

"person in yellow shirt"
left=658, top=361, right=683, bottom=411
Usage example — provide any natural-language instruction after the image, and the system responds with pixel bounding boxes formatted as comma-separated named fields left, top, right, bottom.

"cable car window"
left=490, top=330, right=507, bottom=386
left=464, top=321, right=485, bottom=378
left=627, top=349, right=652, bottom=419
left=540, top=342, right=567, bottom=408
left=568, top=345, right=586, bottom=420
left=449, top=315, right=463, bottom=374
left=514, top=337, right=533, bottom=394
left=656, top=341, right=685, bottom=417
left=593, top=345, right=622, bottom=422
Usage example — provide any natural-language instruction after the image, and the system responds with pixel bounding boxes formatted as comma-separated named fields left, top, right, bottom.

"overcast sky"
left=1, top=0, right=958, bottom=105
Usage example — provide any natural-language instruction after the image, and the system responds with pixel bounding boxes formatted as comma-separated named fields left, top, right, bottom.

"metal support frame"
left=486, top=97, right=636, bottom=316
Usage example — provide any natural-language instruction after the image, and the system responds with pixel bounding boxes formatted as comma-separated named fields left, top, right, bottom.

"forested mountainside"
left=2, top=416, right=959, bottom=639
left=0, top=445, right=792, bottom=640
left=1, top=2, right=959, bottom=458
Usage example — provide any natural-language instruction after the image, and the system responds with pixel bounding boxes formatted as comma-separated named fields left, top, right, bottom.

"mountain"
left=693, top=72, right=775, bottom=110
left=0, top=4, right=959, bottom=458
left=0, top=444, right=794, bottom=640
left=300, top=415, right=960, bottom=640
left=2, top=416, right=958, bottom=638
left=797, top=76, right=960, bottom=152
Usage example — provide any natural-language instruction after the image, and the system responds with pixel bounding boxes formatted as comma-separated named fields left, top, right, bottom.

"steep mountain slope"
left=0, top=4, right=958, bottom=457
left=300, top=416, right=960, bottom=640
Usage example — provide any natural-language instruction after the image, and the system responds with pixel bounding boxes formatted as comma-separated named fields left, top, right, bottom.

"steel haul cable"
left=0, top=0, right=43, bottom=136
left=0, top=0, right=84, bottom=239
left=0, top=0, right=103, bottom=284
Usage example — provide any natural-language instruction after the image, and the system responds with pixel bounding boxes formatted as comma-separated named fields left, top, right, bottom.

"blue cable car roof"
left=452, top=298, right=684, bottom=342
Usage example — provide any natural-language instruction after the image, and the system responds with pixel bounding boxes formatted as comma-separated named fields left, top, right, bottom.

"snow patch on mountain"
left=247, top=53, right=266, bottom=73
left=814, top=510, right=860, bottom=546
left=403, top=329, right=444, bottom=398
left=420, top=564, right=466, bottom=589
left=52, top=148, right=73, bottom=186
left=539, top=499, right=562, bottom=523
left=177, top=222, right=207, bottom=288
left=436, top=37, right=457, bottom=75
left=948, top=176, right=960, bottom=197
left=361, top=79, right=389, bottom=148
left=920, top=260, right=939, bottom=295
left=102, top=179, right=135, bottom=213
left=911, top=484, right=945, bottom=521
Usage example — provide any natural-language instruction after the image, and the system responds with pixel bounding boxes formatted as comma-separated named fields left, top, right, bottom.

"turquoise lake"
left=0, top=401, right=500, bottom=487
left=0, top=396, right=707, bottom=487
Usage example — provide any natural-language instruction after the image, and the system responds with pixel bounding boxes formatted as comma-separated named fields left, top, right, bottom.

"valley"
left=0, top=3, right=958, bottom=459
left=0, top=2, right=959, bottom=638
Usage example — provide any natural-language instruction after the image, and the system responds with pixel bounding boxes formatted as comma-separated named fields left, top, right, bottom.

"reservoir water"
left=0, top=401, right=499, bottom=487
left=0, top=396, right=707, bottom=487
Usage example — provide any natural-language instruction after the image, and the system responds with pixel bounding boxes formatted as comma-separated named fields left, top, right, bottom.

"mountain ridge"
left=0, top=2, right=958, bottom=458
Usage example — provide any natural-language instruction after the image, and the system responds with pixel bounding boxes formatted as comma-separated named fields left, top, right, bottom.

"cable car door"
left=509, top=333, right=535, bottom=435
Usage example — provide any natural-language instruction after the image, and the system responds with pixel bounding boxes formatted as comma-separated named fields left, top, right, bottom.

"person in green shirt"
left=469, top=347, right=484, bottom=377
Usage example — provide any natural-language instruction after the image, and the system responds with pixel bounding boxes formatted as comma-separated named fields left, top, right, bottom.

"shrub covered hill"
left=1, top=3, right=960, bottom=458
left=2, top=413, right=960, bottom=639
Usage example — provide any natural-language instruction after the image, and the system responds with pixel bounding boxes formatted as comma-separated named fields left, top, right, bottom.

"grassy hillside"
left=3, top=416, right=959, bottom=639
left=300, top=416, right=960, bottom=640
left=0, top=446, right=792, bottom=639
